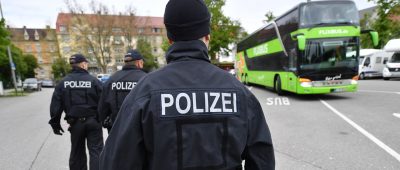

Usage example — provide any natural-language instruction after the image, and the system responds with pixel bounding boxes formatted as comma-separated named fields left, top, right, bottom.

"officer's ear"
left=169, top=39, right=173, bottom=45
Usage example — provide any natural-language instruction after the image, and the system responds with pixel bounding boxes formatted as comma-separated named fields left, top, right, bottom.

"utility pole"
left=0, top=0, right=18, bottom=94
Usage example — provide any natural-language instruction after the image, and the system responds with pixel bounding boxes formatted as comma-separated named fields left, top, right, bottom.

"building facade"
left=9, top=26, right=60, bottom=80
left=56, top=13, right=167, bottom=75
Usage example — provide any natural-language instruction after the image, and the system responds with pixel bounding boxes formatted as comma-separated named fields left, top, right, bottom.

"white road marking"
left=320, top=100, right=400, bottom=162
left=247, top=86, right=253, bottom=91
left=358, top=90, right=400, bottom=94
left=393, top=113, right=400, bottom=119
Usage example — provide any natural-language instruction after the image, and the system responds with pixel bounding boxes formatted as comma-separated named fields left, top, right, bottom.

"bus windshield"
left=300, top=2, right=359, bottom=27
left=300, top=37, right=358, bottom=71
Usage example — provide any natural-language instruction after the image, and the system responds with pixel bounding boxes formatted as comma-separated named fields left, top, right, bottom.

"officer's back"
left=98, top=49, right=147, bottom=131
left=49, top=54, right=103, bottom=170
left=100, top=0, right=274, bottom=170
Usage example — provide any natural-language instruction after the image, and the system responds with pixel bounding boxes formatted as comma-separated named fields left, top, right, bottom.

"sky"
left=1, top=0, right=376, bottom=33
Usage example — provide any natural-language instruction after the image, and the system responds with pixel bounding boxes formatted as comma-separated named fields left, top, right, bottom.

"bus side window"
left=289, top=49, right=297, bottom=71
left=375, top=57, right=382, bottom=64
left=383, top=57, right=389, bottom=64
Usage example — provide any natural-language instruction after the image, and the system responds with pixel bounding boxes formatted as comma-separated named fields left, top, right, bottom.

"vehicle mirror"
left=361, top=30, right=379, bottom=48
left=370, top=31, right=379, bottom=48
left=297, top=35, right=306, bottom=51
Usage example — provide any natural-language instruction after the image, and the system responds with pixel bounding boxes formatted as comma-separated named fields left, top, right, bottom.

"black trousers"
left=69, top=117, right=104, bottom=170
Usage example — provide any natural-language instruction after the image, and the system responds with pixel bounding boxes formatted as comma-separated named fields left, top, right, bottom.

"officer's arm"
left=98, top=84, right=111, bottom=123
left=49, top=82, right=64, bottom=126
left=95, top=79, right=103, bottom=101
left=243, top=94, right=275, bottom=170
left=100, top=95, right=148, bottom=170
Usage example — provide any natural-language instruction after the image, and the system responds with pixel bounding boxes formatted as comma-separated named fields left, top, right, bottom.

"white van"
left=382, top=39, right=400, bottom=80
left=358, top=49, right=387, bottom=79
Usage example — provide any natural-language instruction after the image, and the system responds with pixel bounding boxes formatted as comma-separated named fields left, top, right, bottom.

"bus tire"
left=275, top=76, right=284, bottom=95
left=244, top=74, right=249, bottom=85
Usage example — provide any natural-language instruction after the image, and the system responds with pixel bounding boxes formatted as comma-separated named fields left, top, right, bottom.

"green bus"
left=235, top=0, right=378, bottom=95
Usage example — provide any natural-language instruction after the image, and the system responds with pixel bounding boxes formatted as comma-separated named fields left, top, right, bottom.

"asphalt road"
left=0, top=79, right=399, bottom=169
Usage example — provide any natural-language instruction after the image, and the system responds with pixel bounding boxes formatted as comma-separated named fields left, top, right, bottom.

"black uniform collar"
left=165, top=40, right=210, bottom=63
left=122, top=64, right=139, bottom=70
left=71, top=66, right=89, bottom=74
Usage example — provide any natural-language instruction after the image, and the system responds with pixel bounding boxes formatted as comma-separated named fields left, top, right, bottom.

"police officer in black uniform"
left=100, top=0, right=275, bottom=169
left=49, top=54, right=104, bottom=170
left=98, top=49, right=147, bottom=132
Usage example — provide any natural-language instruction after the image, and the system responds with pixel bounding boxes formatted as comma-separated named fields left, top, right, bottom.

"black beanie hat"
left=124, top=49, right=143, bottom=62
left=164, top=0, right=211, bottom=41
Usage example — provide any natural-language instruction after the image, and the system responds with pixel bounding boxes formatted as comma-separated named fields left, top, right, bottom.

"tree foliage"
left=362, top=0, right=400, bottom=48
left=136, top=38, right=158, bottom=72
left=204, top=0, right=245, bottom=62
left=0, top=19, right=38, bottom=87
left=21, top=54, right=38, bottom=79
left=52, top=57, right=71, bottom=81
left=263, top=11, right=276, bottom=23
left=65, top=0, right=138, bottom=73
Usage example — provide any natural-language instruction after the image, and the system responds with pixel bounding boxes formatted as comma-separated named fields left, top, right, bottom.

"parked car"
left=23, top=78, right=42, bottom=91
left=41, top=79, right=55, bottom=87
left=358, top=49, right=387, bottom=79
left=382, top=39, right=400, bottom=80
left=97, top=74, right=110, bottom=83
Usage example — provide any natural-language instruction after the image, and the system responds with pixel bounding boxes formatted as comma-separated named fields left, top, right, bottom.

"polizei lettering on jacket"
left=64, top=81, right=92, bottom=88
left=111, top=82, right=137, bottom=90
left=160, top=92, right=238, bottom=116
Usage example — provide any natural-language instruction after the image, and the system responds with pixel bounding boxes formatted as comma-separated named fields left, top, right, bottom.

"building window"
left=112, top=27, right=122, bottom=33
left=60, top=25, right=67, bottom=33
left=138, top=28, right=145, bottom=34
left=114, top=47, right=123, bottom=53
left=37, top=54, right=43, bottom=64
left=63, top=47, right=71, bottom=53
left=107, top=68, right=113, bottom=74
left=25, top=45, right=32, bottom=52
left=114, top=36, right=122, bottom=44
left=152, top=28, right=160, bottom=33
left=62, top=35, right=70, bottom=43
left=35, top=43, right=41, bottom=52
left=88, top=47, right=94, bottom=54
left=34, top=30, right=40, bottom=41
left=24, top=31, right=29, bottom=40
left=49, top=44, right=56, bottom=52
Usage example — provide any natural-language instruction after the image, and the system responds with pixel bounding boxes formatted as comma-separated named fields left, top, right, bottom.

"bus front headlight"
left=300, top=82, right=312, bottom=87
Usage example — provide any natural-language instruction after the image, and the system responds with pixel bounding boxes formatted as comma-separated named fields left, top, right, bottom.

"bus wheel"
left=359, top=73, right=365, bottom=80
left=275, top=76, right=284, bottom=95
left=244, top=74, right=249, bottom=85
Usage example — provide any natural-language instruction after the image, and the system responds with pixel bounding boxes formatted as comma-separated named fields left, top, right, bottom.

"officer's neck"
left=72, top=66, right=88, bottom=73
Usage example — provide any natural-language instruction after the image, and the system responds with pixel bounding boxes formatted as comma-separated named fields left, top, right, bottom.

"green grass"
left=0, top=90, right=28, bottom=97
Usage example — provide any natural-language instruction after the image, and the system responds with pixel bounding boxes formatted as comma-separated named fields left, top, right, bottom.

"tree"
left=204, top=0, right=244, bottom=63
left=263, top=11, right=276, bottom=23
left=136, top=38, right=158, bottom=72
left=21, top=54, right=38, bottom=79
left=364, top=0, right=400, bottom=48
left=161, top=38, right=170, bottom=53
left=52, top=57, right=71, bottom=81
left=65, top=0, right=138, bottom=73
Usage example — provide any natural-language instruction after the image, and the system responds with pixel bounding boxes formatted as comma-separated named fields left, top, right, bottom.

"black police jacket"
left=100, top=40, right=275, bottom=170
left=49, top=67, right=102, bottom=126
left=98, top=65, right=147, bottom=125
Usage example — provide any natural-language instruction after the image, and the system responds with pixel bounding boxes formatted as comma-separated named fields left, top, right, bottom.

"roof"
left=8, top=27, right=56, bottom=41
left=56, top=13, right=164, bottom=33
